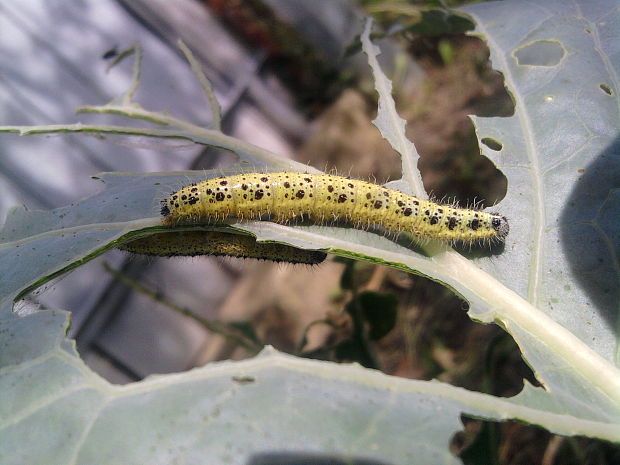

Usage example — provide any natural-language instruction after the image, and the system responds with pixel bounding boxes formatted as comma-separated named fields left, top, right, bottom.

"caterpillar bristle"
left=160, top=172, right=509, bottom=247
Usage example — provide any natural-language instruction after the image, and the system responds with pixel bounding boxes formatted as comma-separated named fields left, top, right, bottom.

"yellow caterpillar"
left=119, top=230, right=326, bottom=264
left=161, top=172, right=509, bottom=244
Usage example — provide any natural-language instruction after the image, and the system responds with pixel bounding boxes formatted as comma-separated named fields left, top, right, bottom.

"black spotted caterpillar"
left=160, top=172, right=509, bottom=244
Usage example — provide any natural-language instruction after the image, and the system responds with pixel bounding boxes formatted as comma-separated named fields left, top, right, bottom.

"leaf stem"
left=433, top=250, right=620, bottom=405
left=238, top=222, right=620, bottom=407
left=177, top=40, right=222, bottom=130
left=0, top=122, right=311, bottom=171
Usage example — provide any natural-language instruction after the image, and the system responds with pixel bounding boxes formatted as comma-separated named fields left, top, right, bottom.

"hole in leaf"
left=481, top=138, right=503, bottom=151
left=599, top=83, right=613, bottom=96
left=406, top=35, right=510, bottom=208
left=456, top=417, right=619, bottom=465
left=514, top=40, right=565, bottom=66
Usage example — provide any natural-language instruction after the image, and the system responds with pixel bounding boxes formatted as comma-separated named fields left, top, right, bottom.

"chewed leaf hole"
left=514, top=40, right=565, bottom=66
left=481, top=137, right=503, bottom=151
left=599, top=83, right=613, bottom=96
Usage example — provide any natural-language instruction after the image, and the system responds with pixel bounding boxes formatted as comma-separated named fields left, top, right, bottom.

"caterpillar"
left=119, top=230, right=327, bottom=264
left=160, top=172, right=509, bottom=244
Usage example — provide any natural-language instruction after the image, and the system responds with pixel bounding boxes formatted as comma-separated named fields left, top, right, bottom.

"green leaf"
left=1, top=2, right=620, bottom=463
left=461, top=0, right=620, bottom=418
left=362, top=18, right=426, bottom=196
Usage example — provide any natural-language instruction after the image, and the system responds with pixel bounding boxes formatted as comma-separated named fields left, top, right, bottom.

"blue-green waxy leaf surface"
left=1, top=1, right=619, bottom=464
left=464, top=0, right=620, bottom=365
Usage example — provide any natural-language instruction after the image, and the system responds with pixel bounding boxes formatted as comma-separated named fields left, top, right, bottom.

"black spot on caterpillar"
left=119, top=231, right=327, bottom=264
left=161, top=173, right=509, bottom=244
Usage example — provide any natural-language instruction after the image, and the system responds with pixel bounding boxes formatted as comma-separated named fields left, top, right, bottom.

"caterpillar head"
left=160, top=199, right=171, bottom=217
left=160, top=197, right=174, bottom=226
left=490, top=213, right=509, bottom=240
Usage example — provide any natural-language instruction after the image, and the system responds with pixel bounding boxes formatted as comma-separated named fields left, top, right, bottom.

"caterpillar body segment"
left=161, top=173, right=509, bottom=244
